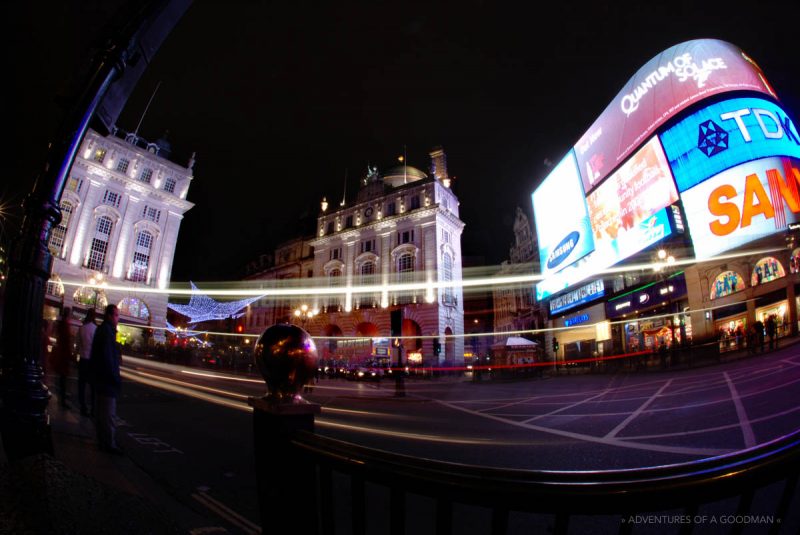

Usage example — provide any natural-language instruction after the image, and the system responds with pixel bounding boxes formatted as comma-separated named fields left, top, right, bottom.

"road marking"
left=605, top=379, right=672, bottom=439
left=479, top=396, right=541, bottom=413
left=127, top=433, right=184, bottom=454
left=724, top=372, right=756, bottom=449
left=192, top=490, right=261, bottom=535
left=434, top=397, right=731, bottom=457
left=521, top=389, right=611, bottom=424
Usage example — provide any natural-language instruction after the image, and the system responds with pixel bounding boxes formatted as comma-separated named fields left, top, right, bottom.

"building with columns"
left=245, top=147, right=466, bottom=367
left=44, top=127, right=194, bottom=341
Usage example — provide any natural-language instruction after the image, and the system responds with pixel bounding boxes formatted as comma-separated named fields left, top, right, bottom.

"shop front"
left=551, top=302, right=610, bottom=366
left=606, top=273, right=690, bottom=353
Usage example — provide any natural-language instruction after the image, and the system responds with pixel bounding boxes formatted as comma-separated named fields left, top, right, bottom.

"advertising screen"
left=532, top=151, right=595, bottom=276
left=586, top=137, right=679, bottom=260
left=573, top=39, right=774, bottom=193
left=681, top=157, right=800, bottom=260
left=660, top=97, right=800, bottom=192
left=536, top=207, right=673, bottom=301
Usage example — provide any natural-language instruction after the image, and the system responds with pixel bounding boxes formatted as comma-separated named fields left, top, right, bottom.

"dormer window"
left=163, top=177, right=176, bottom=193
left=140, top=168, right=153, bottom=184
left=116, top=158, right=130, bottom=174
left=93, top=148, right=107, bottom=163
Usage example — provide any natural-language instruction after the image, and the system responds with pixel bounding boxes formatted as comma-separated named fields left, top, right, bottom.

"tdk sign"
left=660, top=96, right=800, bottom=192
left=546, top=231, right=580, bottom=270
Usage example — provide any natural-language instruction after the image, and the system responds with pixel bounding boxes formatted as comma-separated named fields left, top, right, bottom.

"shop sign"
left=564, top=313, right=590, bottom=327
left=549, top=279, right=605, bottom=315
left=606, top=275, right=687, bottom=319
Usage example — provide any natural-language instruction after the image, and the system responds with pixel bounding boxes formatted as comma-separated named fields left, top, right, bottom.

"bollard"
left=250, top=323, right=322, bottom=534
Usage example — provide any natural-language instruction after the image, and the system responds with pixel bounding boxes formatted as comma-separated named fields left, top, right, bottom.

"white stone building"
left=45, top=127, right=194, bottom=341
left=309, top=147, right=466, bottom=366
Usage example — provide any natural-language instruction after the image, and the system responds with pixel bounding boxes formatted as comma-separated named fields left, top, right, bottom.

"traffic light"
left=552, top=337, right=559, bottom=352
left=236, top=324, right=244, bottom=333
left=433, top=339, right=441, bottom=356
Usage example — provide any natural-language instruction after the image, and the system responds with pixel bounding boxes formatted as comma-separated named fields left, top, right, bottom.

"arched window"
left=328, top=268, right=342, bottom=309
left=118, top=297, right=150, bottom=322
left=46, top=274, right=65, bottom=298
left=86, top=215, right=113, bottom=271
left=129, top=230, right=154, bottom=283
left=396, top=253, right=415, bottom=304
left=442, top=253, right=453, bottom=305
left=751, top=257, right=786, bottom=286
left=358, top=261, right=377, bottom=308
left=48, top=201, right=74, bottom=258
left=710, top=271, right=745, bottom=300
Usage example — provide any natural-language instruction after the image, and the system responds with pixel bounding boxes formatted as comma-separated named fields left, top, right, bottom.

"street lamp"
left=293, top=304, right=318, bottom=329
left=653, top=249, right=677, bottom=345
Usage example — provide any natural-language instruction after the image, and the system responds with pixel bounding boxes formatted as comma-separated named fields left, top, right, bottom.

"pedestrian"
left=76, top=308, right=97, bottom=417
left=766, top=315, right=777, bottom=351
left=90, top=304, right=123, bottom=454
left=51, top=307, right=74, bottom=409
left=753, top=319, right=765, bottom=353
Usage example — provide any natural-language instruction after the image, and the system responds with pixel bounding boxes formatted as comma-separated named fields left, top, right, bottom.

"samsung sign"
left=549, top=279, right=605, bottom=315
left=660, top=97, right=800, bottom=192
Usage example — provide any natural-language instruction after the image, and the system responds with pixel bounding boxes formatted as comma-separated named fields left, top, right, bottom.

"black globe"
left=253, top=323, right=318, bottom=401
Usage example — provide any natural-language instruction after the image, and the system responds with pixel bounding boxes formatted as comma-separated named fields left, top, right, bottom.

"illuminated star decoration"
left=167, top=281, right=262, bottom=324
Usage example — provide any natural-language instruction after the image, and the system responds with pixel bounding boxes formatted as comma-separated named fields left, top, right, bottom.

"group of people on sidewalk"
left=46, top=304, right=123, bottom=454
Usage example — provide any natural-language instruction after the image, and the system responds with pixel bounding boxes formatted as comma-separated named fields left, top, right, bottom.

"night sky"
left=5, top=1, right=800, bottom=281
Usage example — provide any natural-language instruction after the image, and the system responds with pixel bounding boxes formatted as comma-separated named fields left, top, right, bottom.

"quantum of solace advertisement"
left=681, top=157, right=800, bottom=260
left=532, top=151, right=595, bottom=277
left=573, top=39, right=774, bottom=193
left=660, top=97, right=800, bottom=192
left=586, top=137, right=679, bottom=261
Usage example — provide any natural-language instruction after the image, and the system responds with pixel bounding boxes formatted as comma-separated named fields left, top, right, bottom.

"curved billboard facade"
left=532, top=38, right=795, bottom=303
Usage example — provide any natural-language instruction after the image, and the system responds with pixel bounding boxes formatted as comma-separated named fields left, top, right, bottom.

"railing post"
left=249, top=397, right=321, bottom=535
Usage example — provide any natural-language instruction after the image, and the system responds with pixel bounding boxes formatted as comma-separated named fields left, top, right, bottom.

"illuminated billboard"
left=660, top=97, right=800, bottom=192
left=586, top=137, right=679, bottom=261
left=681, top=157, right=800, bottom=260
left=532, top=151, right=595, bottom=276
left=536, top=208, right=673, bottom=301
left=573, top=39, right=774, bottom=193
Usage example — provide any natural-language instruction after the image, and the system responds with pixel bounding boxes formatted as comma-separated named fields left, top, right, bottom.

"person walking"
left=76, top=308, right=97, bottom=417
left=91, top=304, right=123, bottom=454
left=766, top=315, right=777, bottom=351
left=51, top=307, right=74, bottom=409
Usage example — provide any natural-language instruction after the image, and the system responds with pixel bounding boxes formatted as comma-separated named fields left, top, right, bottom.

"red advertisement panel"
left=575, top=39, right=774, bottom=193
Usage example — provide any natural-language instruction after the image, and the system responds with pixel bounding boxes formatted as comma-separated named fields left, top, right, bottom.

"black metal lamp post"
left=0, top=0, right=191, bottom=460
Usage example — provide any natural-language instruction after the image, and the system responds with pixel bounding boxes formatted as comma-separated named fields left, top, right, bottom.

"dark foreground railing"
left=250, top=398, right=800, bottom=535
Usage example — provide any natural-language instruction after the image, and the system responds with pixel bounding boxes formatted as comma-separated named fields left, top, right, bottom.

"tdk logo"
left=698, top=119, right=729, bottom=157
left=700, top=106, right=800, bottom=158
left=547, top=231, right=580, bottom=270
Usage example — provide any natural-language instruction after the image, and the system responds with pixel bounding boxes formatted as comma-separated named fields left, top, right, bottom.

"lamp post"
left=293, top=304, right=317, bottom=329
left=653, top=249, right=677, bottom=345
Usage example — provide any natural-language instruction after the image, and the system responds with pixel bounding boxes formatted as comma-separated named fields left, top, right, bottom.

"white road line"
left=605, top=379, right=672, bottom=439
left=434, top=398, right=731, bottom=457
left=782, top=359, right=800, bottom=367
left=478, top=396, right=542, bottom=413
left=724, top=372, right=756, bottom=449
left=192, top=491, right=261, bottom=534
left=521, top=389, right=612, bottom=424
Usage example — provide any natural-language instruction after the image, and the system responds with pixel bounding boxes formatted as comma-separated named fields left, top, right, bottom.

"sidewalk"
left=0, top=391, right=213, bottom=534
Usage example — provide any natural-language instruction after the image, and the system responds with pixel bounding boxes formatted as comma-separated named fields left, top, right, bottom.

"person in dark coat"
left=90, top=304, right=122, bottom=454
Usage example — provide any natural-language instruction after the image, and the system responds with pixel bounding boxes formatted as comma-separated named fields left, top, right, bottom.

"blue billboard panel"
left=660, top=97, right=800, bottom=192
left=536, top=207, right=673, bottom=301
left=532, top=151, right=595, bottom=277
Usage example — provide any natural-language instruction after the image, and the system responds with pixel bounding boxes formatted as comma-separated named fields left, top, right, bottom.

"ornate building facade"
left=493, top=207, right=541, bottom=342
left=245, top=147, right=466, bottom=367
left=45, top=127, right=194, bottom=340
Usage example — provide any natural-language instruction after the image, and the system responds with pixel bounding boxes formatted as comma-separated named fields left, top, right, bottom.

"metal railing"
left=251, top=400, right=800, bottom=534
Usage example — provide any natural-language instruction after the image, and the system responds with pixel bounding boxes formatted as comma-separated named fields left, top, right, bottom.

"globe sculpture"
left=253, top=323, right=318, bottom=402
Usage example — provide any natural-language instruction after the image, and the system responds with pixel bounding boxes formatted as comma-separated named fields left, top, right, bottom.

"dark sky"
left=5, top=1, right=800, bottom=281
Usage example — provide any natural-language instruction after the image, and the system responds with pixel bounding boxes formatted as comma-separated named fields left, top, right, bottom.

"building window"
left=328, top=268, right=342, bottom=309
left=443, top=252, right=454, bottom=305
left=93, top=148, right=106, bottom=163
left=85, top=216, right=113, bottom=271
left=140, top=168, right=153, bottom=184
left=398, top=230, right=414, bottom=245
left=358, top=261, right=378, bottom=308
left=118, top=297, right=151, bottom=321
left=360, top=239, right=376, bottom=254
left=396, top=252, right=415, bottom=305
left=128, top=230, right=153, bottom=282
left=66, top=177, right=83, bottom=193
left=442, top=229, right=451, bottom=244
left=410, top=195, right=421, bottom=210
left=48, top=200, right=74, bottom=257
left=102, top=190, right=121, bottom=208
left=386, top=202, right=396, bottom=216
left=116, top=158, right=130, bottom=174
left=142, top=206, right=161, bottom=223
left=163, top=177, right=176, bottom=193
left=330, top=248, right=342, bottom=261
left=345, top=215, right=353, bottom=228
left=326, top=221, right=334, bottom=234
